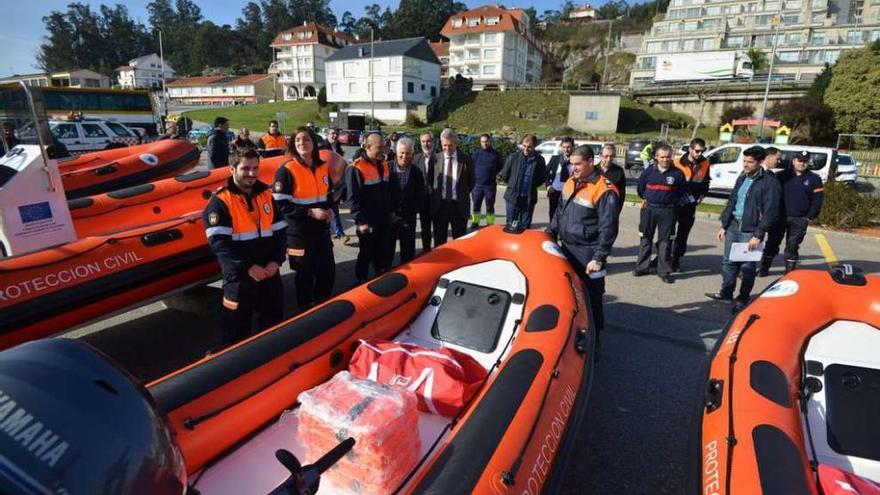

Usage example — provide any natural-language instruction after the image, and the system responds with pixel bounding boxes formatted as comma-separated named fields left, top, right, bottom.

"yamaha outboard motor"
left=0, top=339, right=186, bottom=495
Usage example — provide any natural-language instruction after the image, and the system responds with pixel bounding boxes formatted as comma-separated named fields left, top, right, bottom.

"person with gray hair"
left=430, top=128, right=474, bottom=244
left=389, top=136, right=426, bottom=263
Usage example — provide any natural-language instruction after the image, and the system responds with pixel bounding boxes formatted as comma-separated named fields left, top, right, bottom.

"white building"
left=166, top=74, right=276, bottom=105
left=568, top=4, right=597, bottom=22
left=270, top=22, right=357, bottom=101
left=440, top=5, right=545, bottom=90
left=325, top=37, right=442, bottom=124
left=115, top=54, right=175, bottom=89
left=0, top=69, right=110, bottom=88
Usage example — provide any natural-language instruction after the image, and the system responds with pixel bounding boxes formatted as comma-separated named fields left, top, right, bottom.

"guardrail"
left=631, top=76, right=812, bottom=96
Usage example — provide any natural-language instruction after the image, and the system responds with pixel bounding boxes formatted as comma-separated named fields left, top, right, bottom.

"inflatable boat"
left=0, top=226, right=597, bottom=493
left=0, top=159, right=281, bottom=349
left=59, top=139, right=200, bottom=199
left=693, top=266, right=880, bottom=495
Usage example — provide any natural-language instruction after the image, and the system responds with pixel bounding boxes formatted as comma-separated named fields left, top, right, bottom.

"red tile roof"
left=167, top=74, right=271, bottom=87
left=430, top=41, right=449, bottom=57
left=440, top=5, right=545, bottom=54
left=270, top=22, right=358, bottom=48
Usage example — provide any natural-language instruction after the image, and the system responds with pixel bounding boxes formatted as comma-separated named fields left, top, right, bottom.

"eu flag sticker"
left=18, top=202, right=53, bottom=223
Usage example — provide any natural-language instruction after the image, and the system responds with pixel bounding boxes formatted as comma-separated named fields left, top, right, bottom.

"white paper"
left=588, top=269, right=607, bottom=279
left=729, top=242, right=764, bottom=262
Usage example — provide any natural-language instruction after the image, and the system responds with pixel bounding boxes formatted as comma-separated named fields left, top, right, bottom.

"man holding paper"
left=706, top=146, right=782, bottom=314
left=546, top=145, right=620, bottom=353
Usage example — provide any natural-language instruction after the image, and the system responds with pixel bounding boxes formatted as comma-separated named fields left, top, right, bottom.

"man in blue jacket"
left=768, top=150, right=824, bottom=273
left=635, top=144, right=685, bottom=283
left=706, top=146, right=782, bottom=313
left=470, top=134, right=504, bottom=228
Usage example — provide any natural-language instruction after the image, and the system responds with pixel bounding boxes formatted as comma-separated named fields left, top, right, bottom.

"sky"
left=0, top=0, right=604, bottom=77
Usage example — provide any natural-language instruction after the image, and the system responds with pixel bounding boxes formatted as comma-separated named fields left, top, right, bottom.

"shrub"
left=317, top=86, right=327, bottom=107
left=817, top=181, right=880, bottom=229
left=405, top=113, right=425, bottom=128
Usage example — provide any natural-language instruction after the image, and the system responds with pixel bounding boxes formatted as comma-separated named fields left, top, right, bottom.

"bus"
left=33, top=87, right=161, bottom=137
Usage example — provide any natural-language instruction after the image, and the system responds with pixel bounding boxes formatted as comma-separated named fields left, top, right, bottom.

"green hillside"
left=432, top=90, right=572, bottom=135
left=183, top=100, right=326, bottom=134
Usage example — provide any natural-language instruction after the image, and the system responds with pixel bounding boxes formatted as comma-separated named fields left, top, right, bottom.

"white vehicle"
left=535, top=139, right=607, bottom=165
left=48, top=118, right=142, bottom=153
left=835, top=153, right=859, bottom=184
left=654, top=51, right=753, bottom=83
left=705, top=143, right=838, bottom=192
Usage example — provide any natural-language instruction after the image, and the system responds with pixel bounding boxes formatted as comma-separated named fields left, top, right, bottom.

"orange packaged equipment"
left=297, top=371, right=422, bottom=494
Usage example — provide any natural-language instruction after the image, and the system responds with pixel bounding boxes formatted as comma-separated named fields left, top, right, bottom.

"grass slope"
left=432, top=90, right=571, bottom=135
left=183, top=101, right=326, bottom=134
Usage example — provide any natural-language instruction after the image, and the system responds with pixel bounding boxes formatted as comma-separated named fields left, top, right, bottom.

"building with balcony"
left=115, top=54, right=175, bottom=90
left=270, top=22, right=357, bottom=101
left=0, top=69, right=111, bottom=88
left=166, top=74, right=275, bottom=105
left=630, top=0, right=880, bottom=86
left=430, top=41, right=451, bottom=80
left=325, top=37, right=441, bottom=124
left=440, top=5, right=545, bottom=90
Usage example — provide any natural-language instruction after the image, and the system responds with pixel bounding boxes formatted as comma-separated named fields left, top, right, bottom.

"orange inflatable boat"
left=138, top=226, right=594, bottom=494
left=694, top=266, right=880, bottom=495
left=0, top=155, right=289, bottom=349
left=59, top=139, right=200, bottom=199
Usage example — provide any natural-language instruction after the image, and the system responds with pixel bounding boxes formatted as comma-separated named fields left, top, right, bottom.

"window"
left=348, top=82, right=356, bottom=92
left=584, top=111, right=599, bottom=121
left=82, top=124, right=107, bottom=138
left=725, top=36, right=746, bottom=48
left=811, top=32, right=826, bottom=45
left=484, top=33, right=498, bottom=44
left=638, top=56, right=656, bottom=69
left=421, top=83, right=425, bottom=90
left=407, top=81, right=414, bottom=93
left=810, top=0, right=825, bottom=9
left=51, top=123, right=79, bottom=139
left=390, top=102, right=400, bottom=109
left=486, top=16, right=500, bottom=25
left=684, top=20, right=698, bottom=31
left=283, top=33, right=291, bottom=41
left=765, top=1, right=781, bottom=11
left=467, top=17, right=480, bottom=26
left=706, top=6, right=721, bottom=15
left=298, top=31, right=307, bottom=39
left=105, top=122, right=132, bottom=137
left=776, top=51, right=800, bottom=63
left=389, top=57, right=402, bottom=73
left=712, top=146, right=741, bottom=165
left=343, top=62, right=356, bottom=77
left=846, top=30, right=864, bottom=45
left=701, top=18, right=721, bottom=29
left=431, top=86, right=436, bottom=97
left=452, top=18, right=462, bottom=27
left=783, top=0, right=802, bottom=9
left=482, top=64, right=496, bottom=76
left=781, top=14, right=800, bottom=24
left=785, top=33, right=803, bottom=45
left=330, top=83, right=338, bottom=94
left=483, top=48, right=497, bottom=60
left=647, top=41, right=663, bottom=53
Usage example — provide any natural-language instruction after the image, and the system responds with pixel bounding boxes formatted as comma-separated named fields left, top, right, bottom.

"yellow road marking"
left=814, top=234, right=838, bottom=268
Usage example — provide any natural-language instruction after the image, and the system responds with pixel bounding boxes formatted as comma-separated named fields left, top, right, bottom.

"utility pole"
left=756, top=14, right=781, bottom=140
left=158, top=29, right=167, bottom=122
left=370, top=28, right=375, bottom=129
left=602, top=20, right=613, bottom=87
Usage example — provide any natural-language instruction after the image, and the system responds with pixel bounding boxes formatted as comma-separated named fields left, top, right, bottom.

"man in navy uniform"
left=768, top=150, right=824, bottom=273
left=634, top=144, right=685, bottom=283
left=204, top=148, right=287, bottom=348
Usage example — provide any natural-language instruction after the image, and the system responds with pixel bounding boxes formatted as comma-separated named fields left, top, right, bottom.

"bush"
left=817, top=181, right=880, bottom=229
left=405, top=113, right=425, bottom=128
left=317, top=86, right=327, bottom=107
left=459, top=136, right=518, bottom=164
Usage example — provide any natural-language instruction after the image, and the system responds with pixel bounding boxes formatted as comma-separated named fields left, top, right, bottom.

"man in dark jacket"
left=635, top=144, right=685, bottom=283
left=546, top=144, right=620, bottom=353
left=671, top=138, right=711, bottom=271
left=414, top=131, right=436, bottom=252
left=389, top=136, right=425, bottom=264
left=204, top=148, right=286, bottom=347
left=349, top=133, right=396, bottom=282
left=431, top=128, right=474, bottom=245
left=545, top=137, right=574, bottom=222
left=598, top=143, right=626, bottom=215
left=471, top=134, right=504, bottom=228
left=707, top=146, right=782, bottom=313
left=500, top=134, right=547, bottom=229
left=320, top=127, right=346, bottom=157
left=767, top=150, right=824, bottom=273
left=206, top=117, right=230, bottom=169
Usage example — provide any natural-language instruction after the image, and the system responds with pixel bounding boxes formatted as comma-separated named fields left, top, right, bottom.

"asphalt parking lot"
left=65, top=194, right=880, bottom=494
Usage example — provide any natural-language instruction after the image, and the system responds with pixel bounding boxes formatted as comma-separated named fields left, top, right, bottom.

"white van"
left=705, top=143, right=838, bottom=192
left=535, top=139, right=607, bottom=164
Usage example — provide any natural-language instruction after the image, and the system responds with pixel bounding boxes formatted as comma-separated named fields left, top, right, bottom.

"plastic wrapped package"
left=297, top=371, right=422, bottom=494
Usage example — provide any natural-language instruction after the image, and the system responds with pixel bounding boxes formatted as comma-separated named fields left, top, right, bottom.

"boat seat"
left=803, top=321, right=880, bottom=481
left=431, top=280, right=511, bottom=353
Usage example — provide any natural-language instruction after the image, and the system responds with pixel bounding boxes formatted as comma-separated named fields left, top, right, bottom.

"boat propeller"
left=268, top=437, right=356, bottom=495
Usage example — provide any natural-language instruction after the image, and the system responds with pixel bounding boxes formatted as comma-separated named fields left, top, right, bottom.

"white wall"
left=326, top=55, right=440, bottom=105
left=447, top=30, right=541, bottom=85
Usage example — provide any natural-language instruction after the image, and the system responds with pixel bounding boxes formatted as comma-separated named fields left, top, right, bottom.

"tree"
left=37, top=12, right=79, bottom=71
left=387, top=0, right=466, bottom=40
left=824, top=44, right=880, bottom=134
left=688, top=85, right=720, bottom=140
left=747, top=48, right=768, bottom=71
left=288, top=0, right=337, bottom=28
left=767, top=98, right=836, bottom=145
left=805, top=63, right=833, bottom=103
left=718, top=104, right=755, bottom=126
left=338, top=11, right=357, bottom=34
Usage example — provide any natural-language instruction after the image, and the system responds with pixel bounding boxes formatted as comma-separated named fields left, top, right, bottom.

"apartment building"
left=166, top=74, right=275, bottom=105
left=115, top=54, right=176, bottom=89
left=430, top=41, right=451, bottom=80
left=325, top=37, right=441, bottom=123
left=630, top=0, right=880, bottom=86
left=269, top=22, right=357, bottom=101
left=440, top=5, right=545, bottom=90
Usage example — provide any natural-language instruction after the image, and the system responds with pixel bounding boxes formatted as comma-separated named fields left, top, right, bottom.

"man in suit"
left=500, top=134, right=547, bottom=229
left=413, top=131, right=436, bottom=253
left=431, top=128, right=474, bottom=245
left=545, top=136, right=574, bottom=222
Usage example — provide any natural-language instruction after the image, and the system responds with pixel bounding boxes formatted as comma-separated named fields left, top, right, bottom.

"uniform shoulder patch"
left=208, top=212, right=219, bottom=225
left=263, top=202, right=271, bottom=214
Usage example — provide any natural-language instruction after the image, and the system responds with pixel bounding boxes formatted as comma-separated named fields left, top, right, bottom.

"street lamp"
left=157, top=28, right=167, bottom=119
left=756, top=15, right=781, bottom=140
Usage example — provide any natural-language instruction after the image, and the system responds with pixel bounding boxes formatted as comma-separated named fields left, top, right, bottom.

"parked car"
left=49, top=118, right=142, bottom=153
left=188, top=125, right=235, bottom=144
left=534, top=139, right=606, bottom=165
left=337, top=129, right=361, bottom=146
left=835, top=153, right=859, bottom=184
left=704, top=143, right=838, bottom=192
left=625, top=139, right=652, bottom=169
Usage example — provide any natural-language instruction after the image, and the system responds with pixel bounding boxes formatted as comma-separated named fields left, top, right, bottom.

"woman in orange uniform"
left=272, top=127, right=335, bottom=310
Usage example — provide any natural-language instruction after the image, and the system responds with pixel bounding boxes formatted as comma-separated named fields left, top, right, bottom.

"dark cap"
left=794, top=150, right=810, bottom=161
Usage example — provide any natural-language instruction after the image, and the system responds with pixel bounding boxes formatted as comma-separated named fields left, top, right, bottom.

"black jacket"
left=720, top=168, right=782, bottom=239
left=414, top=152, right=436, bottom=193
left=546, top=170, right=620, bottom=264
left=390, top=162, right=426, bottom=221
left=206, top=129, right=230, bottom=168
left=776, top=169, right=824, bottom=219
left=501, top=152, right=547, bottom=203
left=601, top=163, right=626, bottom=204
left=545, top=154, right=571, bottom=191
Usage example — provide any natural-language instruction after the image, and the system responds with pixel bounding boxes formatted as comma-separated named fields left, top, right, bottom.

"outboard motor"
left=0, top=339, right=187, bottom=495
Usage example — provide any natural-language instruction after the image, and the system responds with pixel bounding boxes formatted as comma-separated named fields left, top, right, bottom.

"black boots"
left=784, top=260, right=798, bottom=274
left=758, top=256, right=772, bottom=277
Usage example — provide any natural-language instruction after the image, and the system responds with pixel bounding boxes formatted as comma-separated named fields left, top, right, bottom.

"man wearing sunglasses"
left=671, top=138, right=711, bottom=272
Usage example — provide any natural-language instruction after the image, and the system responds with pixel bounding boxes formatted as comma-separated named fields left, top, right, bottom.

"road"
left=63, top=195, right=880, bottom=493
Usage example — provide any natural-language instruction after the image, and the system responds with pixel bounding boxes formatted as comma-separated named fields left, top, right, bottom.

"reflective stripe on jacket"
left=547, top=171, right=620, bottom=264
left=272, top=155, right=333, bottom=243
